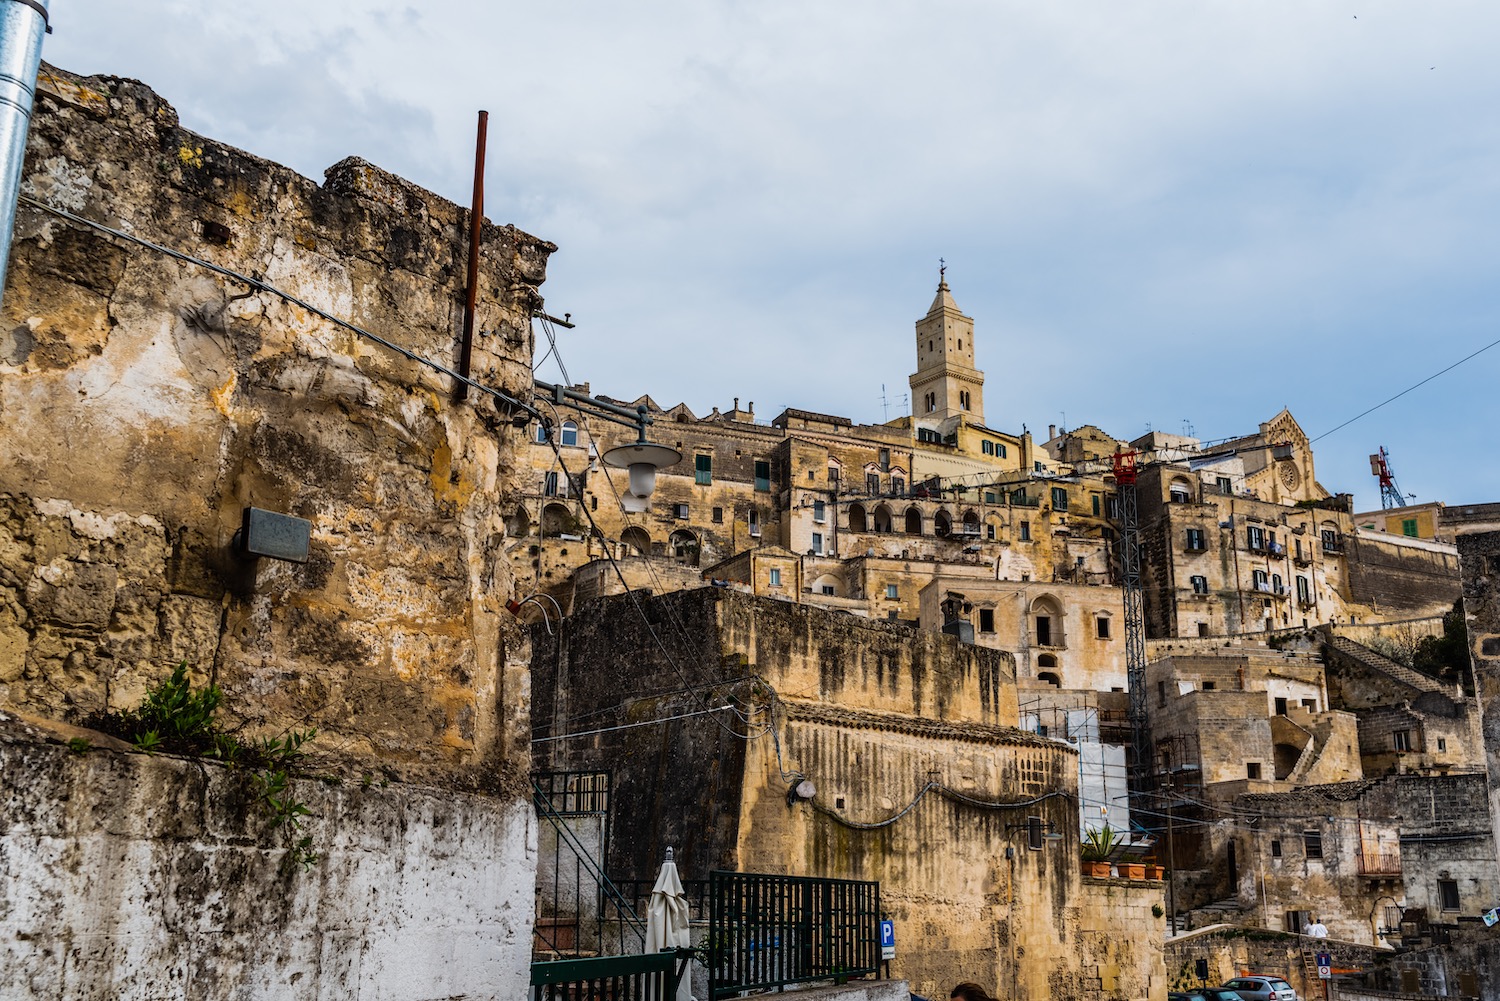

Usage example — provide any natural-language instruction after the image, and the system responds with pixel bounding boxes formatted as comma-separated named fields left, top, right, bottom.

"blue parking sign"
left=880, top=919, right=895, bottom=960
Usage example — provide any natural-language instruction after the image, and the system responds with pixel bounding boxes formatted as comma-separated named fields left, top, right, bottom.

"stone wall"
left=1, top=63, right=552, bottom=997
left=1346, top=533, right=1462, bottom=620
left=1164, top=927, right=1382, bottom=1001
left=0, top=713, right=535, bottom=1000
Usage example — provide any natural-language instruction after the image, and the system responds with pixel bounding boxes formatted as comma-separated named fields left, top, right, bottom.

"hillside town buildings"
left=3, top=55, right=1500, bottom=1001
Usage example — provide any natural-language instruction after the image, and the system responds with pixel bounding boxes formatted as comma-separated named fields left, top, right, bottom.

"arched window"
left=873, top=505, right=893, bottom=533
left=560, top=421, right=579, bottom=447
left=848, top=503, right=868, bottom=533
left=541, top=503, right=574, bottom=538
left=810, top=574, right=841, bottom=597
left=507, top=508, right=532, bottom=539
left=934, top=510, right=952, bottom=537
left=962, top=511, right=980, bottom=534
left=1037, top=671, right=1061, bottom=688
left=669, top=529, right=699, bottom=566
left=621, top=527, right=651, bottom=557
left=1030, top=594, right=1065, bottom=648
left=1169, top=477, right=1192, bottom=503
left=1037, top=654, right=1058, bottom=668
left=904, top=507, right=923, bottom=534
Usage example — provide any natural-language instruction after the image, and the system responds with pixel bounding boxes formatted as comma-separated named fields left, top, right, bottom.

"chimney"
left=1049, top=424, right=1057, bottom=440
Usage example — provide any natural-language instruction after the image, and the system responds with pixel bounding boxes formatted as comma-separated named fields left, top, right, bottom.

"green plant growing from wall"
left=91, top=663, right=320, bottom=870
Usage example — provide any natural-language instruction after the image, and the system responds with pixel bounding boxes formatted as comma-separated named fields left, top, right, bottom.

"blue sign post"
left=880, top=919, right=896, bottom=961
left=1316, top=952, right=1332, bottom=980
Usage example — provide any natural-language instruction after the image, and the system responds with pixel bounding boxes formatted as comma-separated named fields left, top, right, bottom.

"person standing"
left=1306, top=916, right=1328, bottom=938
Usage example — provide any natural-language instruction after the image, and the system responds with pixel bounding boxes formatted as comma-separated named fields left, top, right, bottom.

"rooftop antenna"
left=880, top=384, right=890, bottom=422
left=1182, top=419, right=1194, bottom=438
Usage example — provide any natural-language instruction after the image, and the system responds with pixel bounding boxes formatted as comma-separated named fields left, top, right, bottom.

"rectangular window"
left=819, top=584, right=835, bottom=595
left=1051, top=487, right=1069, bottom=511
left=1297, top=576, right=1310, bottom=602
left=1247, top=525, right=1266, bottom=551
left=749, top=509, right=761, bottom=537
left=986, top=523, right=995, bottom=540
left=1191, top=575, right=1208, bottom=594
left=1202, top=681, right=1216, bottom=690
left=1272, top=573, right=1283, bottom=594
left=1275, top=697, right=1288, bottom=715
left=982, top=441, right=992, bottom=455
left=1271, top=839, right=1282, bottom=858
left=1247, top=762, right=1262, bottom=780
left=1105, top=495, right=1118, bottom=519
left=768, top=568, right=781, bottom=587
left=998, top=443, right=1007, bottom=458
left=1284, top=910, right=1310, bottom=934
left=984, top=491, right=997, bottom=504
left=543, top=471, right=559, bottom=496
left=1254, top=569, right=1269, bottom=591
left=695, top=454, right=712, bottom=485
left=813, top=500, right=826, bottom=523
left=1216, top=476, right=1232, bottom=495
left=979, top=609, right=995, bottom=633
left=1019, top=521, right=1031, bottom=542
left=885, top=584, right=899, bottom=600
left=828, top=465, right=839, bottom=485
left=1394, top=730, right=1412, bottom=752
left=1402, top=518, right=1419, bottom=537
left=1440, top=878, right=1460, bottom=912
left=878, top=448, right=890, bottom=471
left=867, top=473, right=880, bottom=495
left=1034, top=461, right=1044, bottom=472
left=1321, top=528, right=1341, bottom=554
left=1096, top=617, right=1111, bottom=640
left=673, top=503, right=689, bottom=519
left=811, top=532, right=824, bottom=555
left=1438, top=737, right=1447, bottom=752
left=1304, top=830, right=1323, bottom=859
left=893, top=477, right=905, bottom=496
left=1186, top=528, right=1205, bottom=551
left=712, top=506, right=724, bottom=524
left=1092, top=494, right=1101, bottom=516
left=1036, top=616, right=1052, bottom=646
left=754, top=461, right=771, bottom=492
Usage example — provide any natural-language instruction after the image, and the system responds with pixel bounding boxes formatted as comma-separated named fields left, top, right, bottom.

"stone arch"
left=904, top=507, right=923, bottom=534
left=873, top=504, right=894, bottom=533
left=1273, top=743, right=1303, bottom=780
left=1029, top=594, right=1065, bottom=648
left=620, top=526, right=651, bottom=556
left=810, top=574, right=842, bottom=597
left=541, top=502, right=575, bottom=538
left=506, top=508, right=532, bottom=538
left=961, top=510, right=981, bottom=534
left=1169, top=476, right=1193, bottom=503
left=934, top=510, right=952, bottom=537
left=848, top=503, right=868, bottom=533
left=669, top=529, right=699, bottom=566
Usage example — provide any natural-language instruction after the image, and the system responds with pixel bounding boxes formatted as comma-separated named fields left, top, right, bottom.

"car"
left=1223, top=976, right=1298, bottom=1001
left=1169, top=991, right=1246, bottom=1001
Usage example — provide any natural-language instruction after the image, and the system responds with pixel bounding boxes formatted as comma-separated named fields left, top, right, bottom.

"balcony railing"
left=531, top=949, right=693, bottom=1001
left=1358, top=847, right=1402, bottom=876
left=708, top=870, right=881, bottom=999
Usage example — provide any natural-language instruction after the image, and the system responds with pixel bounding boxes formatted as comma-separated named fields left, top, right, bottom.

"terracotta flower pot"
left=1082, top=860, right=1112, bottom=878
left=1121, top=862, right=1147, bottom=880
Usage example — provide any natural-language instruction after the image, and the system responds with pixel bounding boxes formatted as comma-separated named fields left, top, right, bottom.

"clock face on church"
left=1280, top=463, right=1301, bottom=490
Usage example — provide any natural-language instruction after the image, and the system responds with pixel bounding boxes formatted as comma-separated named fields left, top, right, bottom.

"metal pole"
left=0, top=0, right=49, bottom=298
left=454, top=109, right=487, bottom=402
left=1165, top=779, right=1178, bottom=933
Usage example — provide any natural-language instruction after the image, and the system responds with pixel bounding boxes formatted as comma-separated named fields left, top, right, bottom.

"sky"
left=40, top=1, right=1500, bottom=512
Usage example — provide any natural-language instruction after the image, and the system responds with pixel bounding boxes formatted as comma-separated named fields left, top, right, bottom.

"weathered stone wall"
left=1347, top=532, right=1462, bottom=620
left=1458, top=530, right=1500, bottom=878
left=0, top=713, right=535, bottom=1000
left=2, top=63, right=551, bottom=787
left=1073, top=877, right=1168, bottom=1001
left=1, top=63, right=553, bottom=998
left=1165, top=927, right=1382, bottom=1001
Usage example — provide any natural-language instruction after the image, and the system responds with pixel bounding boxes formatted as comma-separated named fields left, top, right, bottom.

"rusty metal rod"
left=454, top=109, right=488, bottom=402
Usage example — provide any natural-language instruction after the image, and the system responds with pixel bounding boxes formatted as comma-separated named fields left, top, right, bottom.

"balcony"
left=1266, top=541, right=1286, bottom=557
left=1292, top=550, right=1313, bottom=566
left=1358, top=847, right=1402, bottom=877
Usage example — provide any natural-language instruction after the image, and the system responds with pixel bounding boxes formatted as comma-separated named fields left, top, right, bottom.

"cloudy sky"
left=43, top=1, right=1500, bottom=511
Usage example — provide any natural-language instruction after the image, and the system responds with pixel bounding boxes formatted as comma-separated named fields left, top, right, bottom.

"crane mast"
left=1113, top=450, right=1152, bottom=788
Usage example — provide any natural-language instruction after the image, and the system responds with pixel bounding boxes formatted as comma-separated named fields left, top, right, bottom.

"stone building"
left=531, top=588, right=1166, bottom=1001
left=1, top=63, right=551, bottom=997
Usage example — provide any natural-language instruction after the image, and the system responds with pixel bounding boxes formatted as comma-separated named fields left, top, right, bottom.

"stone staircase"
left=1180, top=897, right=1245, bottom=931
left=1324, top=634, right=1452, bottom=695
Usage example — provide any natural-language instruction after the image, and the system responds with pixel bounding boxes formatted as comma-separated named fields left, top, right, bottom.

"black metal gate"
left=707, top=870, right=880, bottom=998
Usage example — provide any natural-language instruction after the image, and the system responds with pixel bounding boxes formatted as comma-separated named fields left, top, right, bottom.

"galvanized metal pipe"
left=454, top=109, right=487, bottom=402
left=0, top=0, right=49, bottom=298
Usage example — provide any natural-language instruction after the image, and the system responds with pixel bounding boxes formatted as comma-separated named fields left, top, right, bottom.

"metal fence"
left=530, top=948, right=693, bottom=1001
left=612, top=878, right=710, bottom=922
left=707, top=870, right=881, bottom=999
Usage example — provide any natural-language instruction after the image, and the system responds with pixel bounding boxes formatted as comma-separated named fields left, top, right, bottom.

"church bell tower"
left=908, top=266, right=984, bottom=424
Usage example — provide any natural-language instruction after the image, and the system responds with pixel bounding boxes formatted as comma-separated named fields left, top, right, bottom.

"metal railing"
left=532, top=775, right=646, bottom=959
left=707, top=870, right=881, bottom=999
left=1358, top=846, right=1402, bottom=876
left=530, top=948, right=694, bottom=1001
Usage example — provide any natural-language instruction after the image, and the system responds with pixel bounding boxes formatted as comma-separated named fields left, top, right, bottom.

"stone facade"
left=531, top=588, right=1164, bottom=1001
left=0, top=63, right=551, bottom=997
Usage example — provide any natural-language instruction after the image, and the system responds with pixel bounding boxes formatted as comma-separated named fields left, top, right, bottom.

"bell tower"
left=909, top=265, right=984, bottom=423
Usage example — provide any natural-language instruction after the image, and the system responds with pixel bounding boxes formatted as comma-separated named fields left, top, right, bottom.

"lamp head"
left=602, top=440, right=681, bottom=499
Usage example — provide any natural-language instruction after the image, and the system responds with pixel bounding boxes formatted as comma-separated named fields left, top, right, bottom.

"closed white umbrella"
left=645, top=847, right=692, bottom=1001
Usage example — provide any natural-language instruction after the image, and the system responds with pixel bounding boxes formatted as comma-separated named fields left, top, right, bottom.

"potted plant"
left=1081, top=825, right=1118, bottom=878
left=1120, top=859, right=1147, bottom=880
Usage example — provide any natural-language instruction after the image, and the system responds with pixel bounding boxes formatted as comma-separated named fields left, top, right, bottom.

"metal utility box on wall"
left=238, top=507, right=312, bottom=563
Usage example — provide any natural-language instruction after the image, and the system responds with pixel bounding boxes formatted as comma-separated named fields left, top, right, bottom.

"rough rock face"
left=0, top=62, right=554, bottom=791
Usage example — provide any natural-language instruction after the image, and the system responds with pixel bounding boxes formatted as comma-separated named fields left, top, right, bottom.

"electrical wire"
left=17, top=195, right=544, bottom=424
left=1312, top=332, right=1500, bottom=443
left=531, top=704, right=736, bottom=744
left=810, top=781, right=1074, bottom=831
